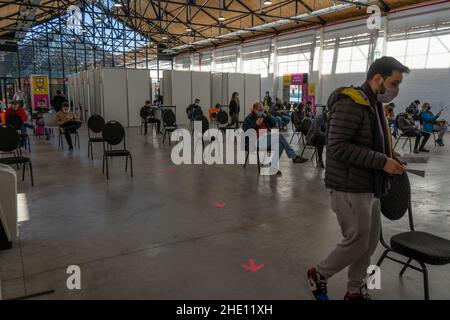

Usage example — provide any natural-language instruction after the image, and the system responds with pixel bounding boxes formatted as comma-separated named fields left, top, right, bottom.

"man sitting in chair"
left=140, top=100, right=161, bottom=135
left=306, top=105, right=331, bottom=169
left=55, top=102, right=81, bottom=151
left=397, top=109, right=430, bottom=153
left=242, top=102, right=308, bottom=176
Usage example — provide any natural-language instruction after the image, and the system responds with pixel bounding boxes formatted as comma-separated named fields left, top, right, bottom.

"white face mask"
left=377, top=81, right=399, bottom=103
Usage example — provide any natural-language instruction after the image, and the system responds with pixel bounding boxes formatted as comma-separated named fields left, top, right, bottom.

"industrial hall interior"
left=1, top=0, right=450, bottom=301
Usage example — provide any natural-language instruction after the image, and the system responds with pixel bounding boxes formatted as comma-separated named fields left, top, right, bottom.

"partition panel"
left=101, top=68, right=128, bottom=125
left=244, top=74, right=261, bottom=118
left=172, top=70, right=192, bottom=126
left=191, top=71, right=211, bottom=115
left=127, top=69, right=151, bottom=127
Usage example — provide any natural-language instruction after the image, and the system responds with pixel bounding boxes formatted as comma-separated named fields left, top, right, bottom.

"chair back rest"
left=0, top=125, right=20, bottom=152
left=380, top=173, right=411, bottom=221
left=300, top=118, right=312, bottom=136
left=217, top=110, right=228, bottom=125
left=88, top=114, right=105, bottom=133
left=102, top=121, right=125, bottom=146
left=5, top=114, right=23, bottom=130
left=192, top=108, right=203, bottom=120
left=42, top=112, right=57, bottom=127
left=162, top=109, right=176, bottom=127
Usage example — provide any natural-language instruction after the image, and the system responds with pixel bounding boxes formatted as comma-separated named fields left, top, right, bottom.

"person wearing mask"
left=406, top=100, right=421, bottom=121
left=307, top=56, right=408, bottom=301
left=140, top=100, right=161, bottom=135
left=263, top=91, right=272, bottom=108
left=52, top=90, right=66, bottom=112
left=304, top=101, right=314, bottom=118
left=55, top=102, right=81, bottom=151
left=243, top=102, right=308, bottom=176
left=5, top=100, right=33, bottom=146
left=420, top=103, right=448, bottom=146
left=397, top=110, right=430, bottom=153
left=228, top=92, right=240, bottom=129
left=208, top=103, right=222, bottom=122
left=384, top=102, right=397, bottom=138
left=306, top=106, right=331, bottom=168
left=292, top=102, right=305, bottom=132
left=270, top=98, right=291, bottom=131
left=186, top=98, right=202, bottom=120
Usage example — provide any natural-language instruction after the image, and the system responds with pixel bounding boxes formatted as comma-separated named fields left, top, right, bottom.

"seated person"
left=304, top=101, right=314, bottom=118
left=420, top=103, right=448, bottom=146
left=292, top=102, right=305, bottom=132
left=55, top=102, right=81, bottom=151
left=208, top=103, right=221, bottom=121
left=5, top=100, right=34, bottom=146
left=306, top=105, right=331, bottom=168
left=242, top=102, right=308, bottom=176
left=270, top=98, right=291, bottom=131
left=34, top=99, right=49, bottom=114
left=406, top=100, right=421, bottom=121
left=186, top=99, right=203, bottom=120
left=397, top=110, right=430, bottom=153
left=384, top=102, right=397, bottom=138
left=140, top=100, right=161, bottom=135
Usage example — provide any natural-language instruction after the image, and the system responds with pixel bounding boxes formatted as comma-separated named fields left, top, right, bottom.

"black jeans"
left=144, top=117, right=161, bottom=134
left=61, top=125, right=78, bottom=147
left=405, top=129, right=430, bottom=149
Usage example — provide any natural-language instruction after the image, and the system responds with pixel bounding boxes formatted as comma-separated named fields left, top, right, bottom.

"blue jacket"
left=420, top=111, right=439, bottom=133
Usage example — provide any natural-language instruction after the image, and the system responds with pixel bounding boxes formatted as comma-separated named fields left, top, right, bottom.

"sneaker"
left=344, top=290, right=372, bottom=301
left=306, top=268, right=329, bottom=300
left=276, top=170, right=282, bottom=176
left=317, top=160, right=325, bottom=168
left=437, top=139, right=445, bottom=146
left=419, top=148, right=430, bottom=152
left=413, top=149, right=419, bottom=154
left=293, top=156, right=308, bottom=164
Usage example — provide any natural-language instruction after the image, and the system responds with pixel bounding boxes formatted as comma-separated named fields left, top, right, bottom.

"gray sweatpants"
left=316, top=191, right=381, bottom=293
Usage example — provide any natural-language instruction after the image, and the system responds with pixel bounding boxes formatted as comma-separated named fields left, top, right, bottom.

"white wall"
left=127, top=69, right=152, bottom=127
left=191, top=71, right=211, bottom=116
left=101, top=68, right=128, bottom=125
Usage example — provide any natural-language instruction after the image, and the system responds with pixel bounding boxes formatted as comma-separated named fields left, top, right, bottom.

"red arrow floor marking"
left=211, top=202, right=225, bottom=208
left=242, top=259, right=264, bottom=272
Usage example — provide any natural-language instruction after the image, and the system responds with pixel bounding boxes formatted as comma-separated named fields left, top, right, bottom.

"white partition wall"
left=191, top=71, right=211, bottom=116
left=244, top=74, right=261, bottom=118
left=127, top=69, right=152, bottom=127
left=100, top=68, right=128, bottom=124
left=172, top=70, right=192, bottom=126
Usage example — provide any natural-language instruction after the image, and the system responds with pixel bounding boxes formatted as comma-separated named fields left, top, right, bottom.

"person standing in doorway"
left=228, top=92, right=240, bottom=129
left=307, top=57, right=409, bottom=300
left=52, top=90, right=66, bottom=113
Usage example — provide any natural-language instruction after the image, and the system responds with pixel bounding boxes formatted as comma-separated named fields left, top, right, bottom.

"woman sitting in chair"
left=55, top=102, right=81, bottom=151
left=420, top=103, right=448, bottom=147
left=306, top=105, right=331, bottom=169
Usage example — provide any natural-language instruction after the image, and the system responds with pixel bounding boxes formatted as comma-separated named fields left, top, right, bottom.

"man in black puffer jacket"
left=307, top=57, right=409, bottom=301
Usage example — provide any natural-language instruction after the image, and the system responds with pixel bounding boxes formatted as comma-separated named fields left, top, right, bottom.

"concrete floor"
left=0, top=127, right=449, bottom=300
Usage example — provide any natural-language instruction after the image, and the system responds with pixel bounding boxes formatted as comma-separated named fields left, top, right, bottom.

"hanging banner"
left=308, top=83, right=316, bottom=97
left=283, top=74, right=291, bottom=87
left=291, top=73, right=303, bottom=85
left=30, top=75, right=50, bottom=109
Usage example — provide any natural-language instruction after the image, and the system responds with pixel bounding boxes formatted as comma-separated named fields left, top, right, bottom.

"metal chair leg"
left=29, top=162, right=34, bottom=186
left=376, top=249, right=390, bottom=267
left=125, top=156, right=128, bottom=172
left=289, top=131, right=296, bottom=144
left=102, top=155, right=105, bottom=174
left=399, top=258, right=412, bottom=277
left=417, top=261, right=430, bottom=300
left=22, top=163, right=26, bottom=181
left=300, top=145, right=307, bottom=158
left=105, top=157, right=109, bottom=180
left=129, top=155, right=133, bottom=178
left=244, top=151, right=249, bottom=168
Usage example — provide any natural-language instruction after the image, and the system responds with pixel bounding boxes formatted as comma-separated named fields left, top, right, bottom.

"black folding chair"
left=5, top=114, right=31, bottom=152
left=377, top=173, right=450, bottom=300
left=299, top=118, right=318, bottom=162
left=58, top=122, right=81, bottom=151
left=393, top=132, right=413, bottom=153
left=87, top=114, right=105, bottom=160
left=216, top=110, right=229, bottom=134
left=162, top=109, right=178, bottom=146
left=290, top=117, right=306, bottom=145
left=102, top=121, right=133, bottom=180
left=0, top=125, right=34, bottom=186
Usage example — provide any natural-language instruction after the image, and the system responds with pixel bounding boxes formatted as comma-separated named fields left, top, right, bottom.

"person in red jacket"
left=5, top=100, right=33, bottom=146
left=5, top=100, right=28, bottom=122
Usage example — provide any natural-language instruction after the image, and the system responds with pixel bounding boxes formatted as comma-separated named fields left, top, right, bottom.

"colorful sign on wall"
left=30, top=75, right=50, bottom=109
left=308, top=83, right=316, bottom=97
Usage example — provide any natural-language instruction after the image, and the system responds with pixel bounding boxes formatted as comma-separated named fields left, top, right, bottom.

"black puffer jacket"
left=325, top=86, right=388, bottom=193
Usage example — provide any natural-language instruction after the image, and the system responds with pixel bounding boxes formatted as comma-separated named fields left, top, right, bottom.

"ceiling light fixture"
left=186, top=27, right=192, bottom=32
left=264, top=1, right=272, bottom=5
left=113, top=2, right=122, bottom=7
left=218, top=15, right=225, bottom=21
left=94, top=18, right=102, bottom=23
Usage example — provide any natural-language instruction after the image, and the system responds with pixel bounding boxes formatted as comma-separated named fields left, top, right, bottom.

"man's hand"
left=393, top=151, right=407, bottom=166
left=384, top=158, right=406, bottom=175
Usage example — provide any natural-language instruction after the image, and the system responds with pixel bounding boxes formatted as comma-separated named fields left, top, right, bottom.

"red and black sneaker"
left=344, top=290, right=373, bottom=301
left=306, top=268, right=329, bottom=300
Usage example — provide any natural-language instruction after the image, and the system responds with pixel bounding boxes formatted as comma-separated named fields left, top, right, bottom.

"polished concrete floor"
left=0, top=126, right=449, bottom=300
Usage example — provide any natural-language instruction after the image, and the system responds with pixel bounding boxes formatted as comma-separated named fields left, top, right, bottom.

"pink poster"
left=291, top=73, right=304, bottom=85
left=33, top=94, right=50, bottom=109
